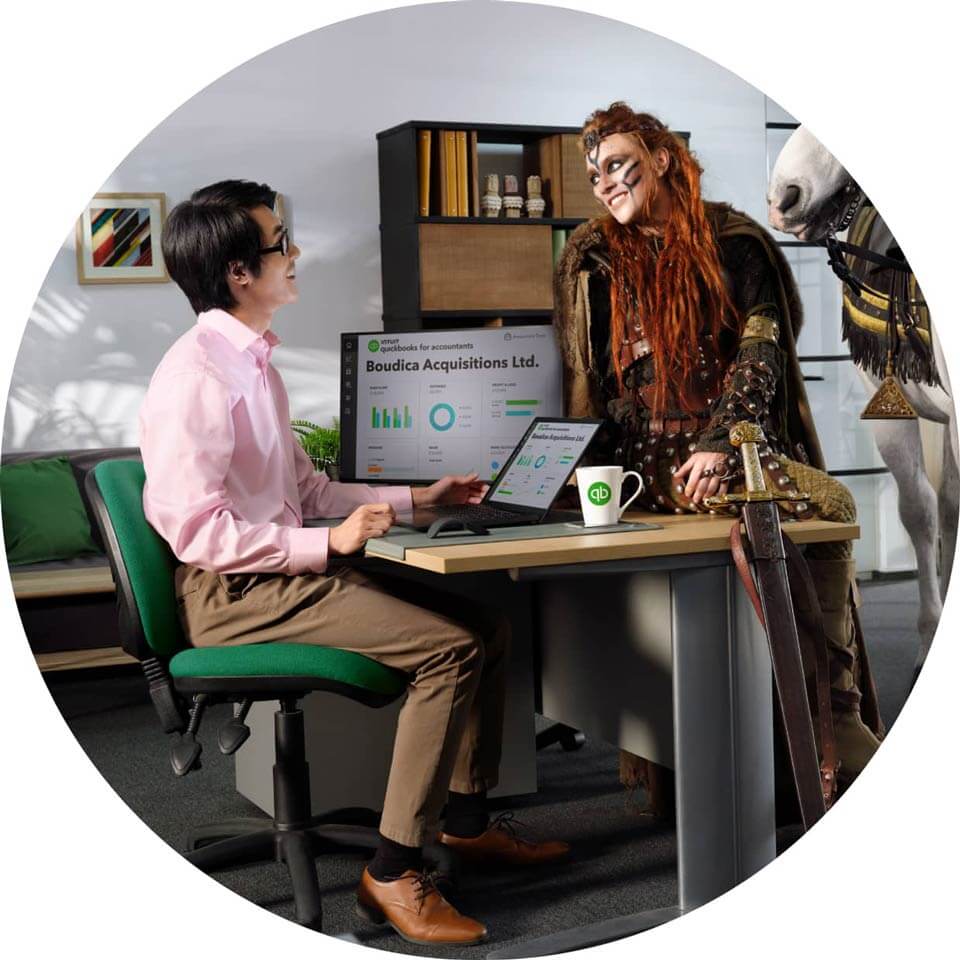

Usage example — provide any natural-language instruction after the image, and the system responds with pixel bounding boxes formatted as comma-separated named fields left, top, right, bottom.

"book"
left=442, top=130, right=457, bottom=216
left=469, top=130, right=480, bottom=217
left=417, top=129, right=431, bottom=216
left=455, top=130, right=469, bottom=218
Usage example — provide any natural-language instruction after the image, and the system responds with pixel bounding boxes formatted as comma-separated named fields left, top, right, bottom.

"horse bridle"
left=820, top=182, right=918, bottom=294
left=819, top=180, right=931, bottom=374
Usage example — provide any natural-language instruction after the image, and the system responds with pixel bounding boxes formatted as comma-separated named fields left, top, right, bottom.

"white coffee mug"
left=575, top=465, right=643, bottom=527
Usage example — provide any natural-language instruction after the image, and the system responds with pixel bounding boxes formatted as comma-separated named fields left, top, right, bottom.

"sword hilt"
left=704, top=421, right=811, bottom=507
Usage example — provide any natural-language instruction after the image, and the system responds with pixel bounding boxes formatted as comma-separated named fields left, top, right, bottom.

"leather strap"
left=645, top=415, right=708, bottom=437
left=729, top=523, right=839, bottom=809
left=781, top=535, right=839, bottom=809
left=730, top=522, right=765, bottom=626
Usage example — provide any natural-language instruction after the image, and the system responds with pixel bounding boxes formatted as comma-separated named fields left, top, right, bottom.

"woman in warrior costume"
left=554, top=102, right=883, bottom=803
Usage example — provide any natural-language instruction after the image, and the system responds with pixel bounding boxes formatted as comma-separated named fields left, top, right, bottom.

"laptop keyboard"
left=428, top=504, right=527, bottom=524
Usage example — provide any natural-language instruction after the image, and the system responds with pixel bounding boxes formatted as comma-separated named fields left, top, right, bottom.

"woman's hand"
left=412, top=473, right=488, bottom=507
left=674, top=451, right=731, bottom=506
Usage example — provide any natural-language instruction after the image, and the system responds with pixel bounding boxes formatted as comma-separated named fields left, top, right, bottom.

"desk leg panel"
left=671, top=565, right=775, bottom=911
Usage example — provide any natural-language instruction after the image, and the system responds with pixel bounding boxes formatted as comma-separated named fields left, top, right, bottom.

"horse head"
left=767, top=126, right=861, bottom=241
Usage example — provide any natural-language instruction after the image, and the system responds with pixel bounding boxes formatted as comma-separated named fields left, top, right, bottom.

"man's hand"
left=329, top=503, right=396, bottom=555
left=412, top=473, right=488, bottom=507
left=674, top=451, right=731, bottom=506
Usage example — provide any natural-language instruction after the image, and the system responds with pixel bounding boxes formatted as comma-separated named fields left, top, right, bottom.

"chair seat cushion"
left=169, top=643, right=407, bottom=697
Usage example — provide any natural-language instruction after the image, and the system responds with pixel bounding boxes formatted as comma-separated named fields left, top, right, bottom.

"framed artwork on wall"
left=75, top=192, right=169, bottom=284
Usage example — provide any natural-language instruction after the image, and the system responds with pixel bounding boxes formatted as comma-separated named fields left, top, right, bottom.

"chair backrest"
left=86, top=459, right=187, bottom=661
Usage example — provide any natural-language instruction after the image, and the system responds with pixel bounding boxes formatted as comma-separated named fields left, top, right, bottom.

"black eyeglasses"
left=259, top=225, right=290, bottom=257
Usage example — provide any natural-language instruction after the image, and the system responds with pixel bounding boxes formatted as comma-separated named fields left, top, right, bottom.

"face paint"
left=619, top=159, right=642, bottom=195
left=587, top=141, right=602, bottom=172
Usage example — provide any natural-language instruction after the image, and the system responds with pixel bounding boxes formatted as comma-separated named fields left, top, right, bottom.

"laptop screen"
left=487, top=419, right=603, bottom=511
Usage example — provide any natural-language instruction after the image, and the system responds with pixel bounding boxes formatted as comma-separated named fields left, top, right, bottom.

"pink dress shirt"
left=140, top=308, right=412, bottom=575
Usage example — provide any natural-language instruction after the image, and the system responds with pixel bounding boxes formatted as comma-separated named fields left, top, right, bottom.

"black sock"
left=443, top=790, right=489, bottom=839
left=368, top=834, right=423, bottom=882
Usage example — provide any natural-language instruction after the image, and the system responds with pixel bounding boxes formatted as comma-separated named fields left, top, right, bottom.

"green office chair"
left=85, top=458, right=409, bottom=931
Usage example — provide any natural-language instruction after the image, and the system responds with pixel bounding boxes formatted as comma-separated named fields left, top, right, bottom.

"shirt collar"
left=197, top=308, right=281, bottom=356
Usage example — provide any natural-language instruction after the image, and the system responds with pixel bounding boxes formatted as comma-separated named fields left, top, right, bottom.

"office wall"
left=5, top=0, right=766, bottom=452
left=4, top=0, right=908, bottom=572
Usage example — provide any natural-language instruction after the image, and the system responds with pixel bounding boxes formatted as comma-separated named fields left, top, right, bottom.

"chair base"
left=183, top=807, right=460, bottom=931
left=178, top=701, right=464, bottom=933
left=184, top=810, right=384, bottom=930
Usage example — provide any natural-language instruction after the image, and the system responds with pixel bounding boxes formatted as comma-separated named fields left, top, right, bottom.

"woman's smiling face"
left=585, top=132, right=667, bottom=225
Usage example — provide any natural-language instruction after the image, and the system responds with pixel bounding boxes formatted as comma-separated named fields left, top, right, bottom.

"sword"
left=706, top=422, right=829, bottom=830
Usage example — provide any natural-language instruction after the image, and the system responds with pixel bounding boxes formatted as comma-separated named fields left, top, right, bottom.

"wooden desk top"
left=373, top=512, right=859, bottom=575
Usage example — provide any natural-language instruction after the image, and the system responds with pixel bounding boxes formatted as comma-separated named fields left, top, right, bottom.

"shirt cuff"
left=373, top=485, right=414, bottom=512
left=285, top=525, right=330, bottom=575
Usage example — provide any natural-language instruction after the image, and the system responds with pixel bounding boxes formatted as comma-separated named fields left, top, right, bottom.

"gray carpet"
left=44, top=577, right=921, bottom=956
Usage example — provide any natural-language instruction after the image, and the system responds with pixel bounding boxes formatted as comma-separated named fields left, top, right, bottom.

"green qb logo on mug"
left=575, top=465, right=643, bottom=527
left=588, top=481, right=612, bottom=506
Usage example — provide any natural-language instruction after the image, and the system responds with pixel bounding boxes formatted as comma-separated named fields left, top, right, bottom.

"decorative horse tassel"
left=861, top=359, right=918, bottom=419
left=862, top=275, right=917, bottom=420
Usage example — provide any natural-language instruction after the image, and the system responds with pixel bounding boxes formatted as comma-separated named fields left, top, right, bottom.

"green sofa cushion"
left=1, top=457, right=101, bottom=566
left=170, top=642, right=407, bottom=696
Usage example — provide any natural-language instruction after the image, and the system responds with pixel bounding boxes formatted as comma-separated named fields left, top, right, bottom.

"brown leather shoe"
left=440, top=812, right=571, bottom=867
left=356, top=867, right=487, bottom=945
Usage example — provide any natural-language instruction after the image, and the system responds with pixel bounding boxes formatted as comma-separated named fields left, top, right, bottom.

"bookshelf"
left=377, top=121, right=602, bottom=331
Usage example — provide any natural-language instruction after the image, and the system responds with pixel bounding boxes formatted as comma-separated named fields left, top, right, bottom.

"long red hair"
left=581, top=103, right=737, bottom=414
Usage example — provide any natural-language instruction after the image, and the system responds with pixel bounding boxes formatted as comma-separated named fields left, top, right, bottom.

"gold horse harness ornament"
left=826, top=205, right=937, bottom=420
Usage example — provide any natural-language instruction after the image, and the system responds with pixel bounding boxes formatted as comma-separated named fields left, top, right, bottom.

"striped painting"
left=89, top=206, right=153, bottom=268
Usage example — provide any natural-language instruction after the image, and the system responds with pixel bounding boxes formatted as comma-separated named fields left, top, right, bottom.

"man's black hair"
left=162, top=179, right=277, bottom=314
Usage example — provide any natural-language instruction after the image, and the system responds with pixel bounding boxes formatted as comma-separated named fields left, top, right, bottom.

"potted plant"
left=291, top=418, right=341, bottom=479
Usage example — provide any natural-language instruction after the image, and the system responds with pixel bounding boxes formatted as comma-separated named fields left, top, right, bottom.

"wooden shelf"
left=378, top=119, right=597, bottom=329
left=35, top=645, right=136, bottom=672
left=12, top=565, right=115, bottom=600
left=414, top=216, right=586, bottom=227
left=418, top=310, right=553, bottom=319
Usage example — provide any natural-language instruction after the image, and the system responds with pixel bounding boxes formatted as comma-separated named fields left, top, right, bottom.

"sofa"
left=2, top=447, right=139, bottom=671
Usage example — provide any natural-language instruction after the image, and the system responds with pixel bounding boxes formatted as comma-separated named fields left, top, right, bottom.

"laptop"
left=395, top=417, right=604, bottom=533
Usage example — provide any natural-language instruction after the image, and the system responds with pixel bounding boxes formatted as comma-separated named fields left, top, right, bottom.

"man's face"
left=241, top=204, right=301, bottom=312
left=585, top=132, right=659, bottom=226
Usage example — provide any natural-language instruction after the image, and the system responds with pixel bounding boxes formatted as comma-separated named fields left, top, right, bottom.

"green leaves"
left=291, top=417, right=340, bottom=469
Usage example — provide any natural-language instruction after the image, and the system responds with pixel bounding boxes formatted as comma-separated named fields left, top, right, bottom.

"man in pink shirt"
left=143, top=180, right=568, bottom=945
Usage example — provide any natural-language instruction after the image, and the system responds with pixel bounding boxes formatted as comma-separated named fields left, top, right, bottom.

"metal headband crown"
left=582, top=117, right=666, bottom=153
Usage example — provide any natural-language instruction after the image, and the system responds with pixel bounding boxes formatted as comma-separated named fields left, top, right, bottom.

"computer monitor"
left=339, top=326, right=563, bottom=483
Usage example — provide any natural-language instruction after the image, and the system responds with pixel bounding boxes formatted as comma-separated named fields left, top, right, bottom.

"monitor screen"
left=340, top=326, right=563, bottom=483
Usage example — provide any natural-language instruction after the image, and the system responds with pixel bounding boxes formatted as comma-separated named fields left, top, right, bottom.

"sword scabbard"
left=721, top=421, right=827, bottom=828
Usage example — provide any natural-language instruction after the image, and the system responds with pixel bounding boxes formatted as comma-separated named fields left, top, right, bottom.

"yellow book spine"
left=443, top=130, right=457, bottom=217
left=456, top=130, right=468, bottom=218
left=417, top=129, right=431, bottom=216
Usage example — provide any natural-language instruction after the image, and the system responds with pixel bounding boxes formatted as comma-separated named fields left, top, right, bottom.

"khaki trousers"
left=175, top=563, right=511, bottom=847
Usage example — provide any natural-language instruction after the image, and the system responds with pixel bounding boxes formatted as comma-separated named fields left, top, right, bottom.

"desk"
left=371, top=511, right=858, bottom=956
